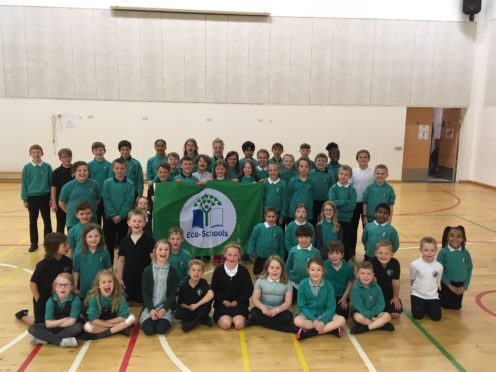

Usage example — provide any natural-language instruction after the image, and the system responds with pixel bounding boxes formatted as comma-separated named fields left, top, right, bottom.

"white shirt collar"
left=447, top=244, right=461, bottom=252
left=31, top=161, right=44, bottom=167
left=297, top=244, right=312, bottom=251
left=264, top=222, right=276, bottom=228
left=256, top=165, right=268, bottom=171
left=336, top=182, right=350, bottom=188
left=224, top=262, right=239, bottom=277
left=267, top=178, right=280, bottom=184
left=373, top=220, right=389, bottom=227
left=295, top=220, right=306, bottom=226
left=267, top=277, right=280, bottom=283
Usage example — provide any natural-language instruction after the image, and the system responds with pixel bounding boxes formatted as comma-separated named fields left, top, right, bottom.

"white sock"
left=125, top=314, right=136, bottom=325
left=60, top=337, right=78, bottom=348
left=83, top=322, right=94, bottom=333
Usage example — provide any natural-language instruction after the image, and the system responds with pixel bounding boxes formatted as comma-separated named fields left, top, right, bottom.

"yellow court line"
left=239, top=329, right=251, bottom=372
left=0, top=252, right=39, bottom=288
left=396, top=227, right=417, bottom=242
left=0, top=246, right=15, bottom=258
left=291, top=334, right=310, bottom=372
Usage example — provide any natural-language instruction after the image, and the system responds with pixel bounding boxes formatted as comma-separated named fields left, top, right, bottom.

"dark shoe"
left=28, top=244, right=38, bottom=252
left=181, top=318, right=199, bottom=332
left=350, top=325, right=369, bottom=334
left=379, top=322, right=395, bottom=332
left=80, top=332, right=97, bottom=341
left=296, top=328, right=318, bottom=340
left=330, top=327, right=342, bottom=338
left=200, top=316, right=213, bottom=327
left=15, top=309, right=29, bottom=320
left=119, top=328, right=131, bottom=336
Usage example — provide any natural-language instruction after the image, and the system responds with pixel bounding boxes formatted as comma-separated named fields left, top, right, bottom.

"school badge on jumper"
left=432, top=271, right=438, bottom=277
left=387, top=269, right=394, bottom=276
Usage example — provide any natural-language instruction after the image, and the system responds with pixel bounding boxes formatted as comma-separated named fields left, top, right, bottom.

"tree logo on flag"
left=180, top=188, right=237, bottom=249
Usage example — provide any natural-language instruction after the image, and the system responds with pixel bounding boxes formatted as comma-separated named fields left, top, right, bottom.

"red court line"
left=119, top=321, right=141, bottom=372
left=475, top=290, right=496, bottom=317
left=17, top=344, right=43, bottom=372
left=396, top=191, right=461, bottom=216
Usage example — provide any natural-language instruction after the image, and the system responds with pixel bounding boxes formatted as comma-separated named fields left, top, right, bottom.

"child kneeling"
left=176, top=259, right=214, bottom=332
left=294, top=258, right=345, bottom=340
left=83, top=269, right=135, bottom=339
left=140, top=240, right=178, bottom=335
left=350, top=261, right=394, bottom=334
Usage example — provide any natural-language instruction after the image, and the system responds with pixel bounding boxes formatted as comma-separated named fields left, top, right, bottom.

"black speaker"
left=463, top=0, right=481, bottom=21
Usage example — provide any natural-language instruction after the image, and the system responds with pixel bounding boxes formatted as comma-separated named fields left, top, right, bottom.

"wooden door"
left=437, top=108, right=461, bottom=181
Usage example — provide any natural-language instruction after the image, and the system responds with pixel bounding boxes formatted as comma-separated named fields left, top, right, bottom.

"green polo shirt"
left=325, top=260, right=354, bottom=297
left=437, top=246, right=473, bottom=289
left=287, top=177, right=316, bottom=219
left=264, top=178, right=288, bottom=218
left=68, top=222, right=86, bottom=257
left=59, top=179, right=100, bottom=228
left=102, top=177, right=135, bottom=220
left=309, top=168, right=335, bottom=201
left=146, top=155, right=167, bottom=181
left=73, top=248, right=112, bottom=298
left=86, top=294, right=129, bottom=321
left=45, top=293, right=82, bottom=320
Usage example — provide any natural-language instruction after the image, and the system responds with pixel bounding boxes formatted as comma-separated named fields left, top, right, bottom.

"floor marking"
left=291, top=334, right=310, bottom=372
left=455, top=215, right=496, bottom=234
left=343, top=325, right=377, bottom=372
left=158, top=335, right=192, bottom=372
left=0, top=246, right=15, bottom=257
left=0, top=256, right=38, bottom=287
left=405, top=311, right=466, bottom=371
left=239, top=329, right=251, bottom=372
left=396, top=227, right=417, bottom=241
left=475, top=290, right=496, bottom=317
left=68, top=340, right=92, bottom=372
left=0, top=330, right=29, bottom=354
left=396, top=190, right=461, bottom=216
left=17, top=344, right=43, bottom=372
left=119, top=320, right=141, bottom=372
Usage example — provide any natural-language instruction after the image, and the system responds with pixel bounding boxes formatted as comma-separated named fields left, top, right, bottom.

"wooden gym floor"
left=0, top=182, right=495, bottom=371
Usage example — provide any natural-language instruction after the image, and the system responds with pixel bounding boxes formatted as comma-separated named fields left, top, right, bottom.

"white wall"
left=0, top=98, right=406, bottom=179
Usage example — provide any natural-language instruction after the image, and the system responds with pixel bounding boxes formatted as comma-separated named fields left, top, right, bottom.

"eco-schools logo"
left=180, top=188, right=236, bottom=249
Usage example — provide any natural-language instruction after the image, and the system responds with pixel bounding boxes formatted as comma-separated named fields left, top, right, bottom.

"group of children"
left=18, top=138, right=473, bottom=346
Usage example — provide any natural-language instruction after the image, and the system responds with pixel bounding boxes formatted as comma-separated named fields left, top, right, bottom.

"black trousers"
left=335, top=296, right=350, bottom=319
left=55, top=206, right=67, bottom=233
left=96, top=200, right=105, bottom=226
left=176, top=300, right=213, bottom=322
left=411, top=295, right=442, bottom=321
left=27, top=195, right=52, bottom=246
left=440, top=282, right=464, bottom=310
left=103, top=218, right=129, bottom=264
left=28, top=323, right=83, bottom=345
left=349, top=202, right=364, bottom=258
left=253, top=257, right=267, bottom=275
left=312, top=200, right=325, bottom=226
left=340, top=221, right=352, bottom=261
left=249, top=307, right=297, bottom=333
left=141, top=318, right=171, bottom=335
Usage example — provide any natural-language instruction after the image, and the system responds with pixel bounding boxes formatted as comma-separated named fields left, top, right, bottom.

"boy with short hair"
left=309, top=153, right=335, bottom=223
left=208, top=138, right=225, bottom=173
left=239, top=141, right=258, bottom=168
left=22, top=144, right=53, bottom=252
left=362, top=203, right=399, bottom=261
left=295, top=143, right=316, bottom=171
left=103, top=158, right=135, bottom=264
left=168, top=227, right=192, bottom=287
left=174, top=156, right=200, bottom=184
left=264, top=163, right=288, bottom=223
left=287, top=158, right=316, bottom=223
left=350, top=261, right=394, bottom=334
left=362, top=164, right=396, bottom=225
left=256, top=149, right=270, bottom=180
left=51, top=148, right=73, bottom=233
left=269, top=142, right=284, bottom=167
left=329, top=165, right=357, bottom=261
left=115, top=140, right=144, bottom=197
left=149, top=163, right=170, bottom=203
left=371, top=241, right=403, bottom=318
left=285, top=225, right=320, bottom=293
left=280, top=154, right=297, bottom=184
left=325, top=241, right=354, bottom=319
left=68, top=201, right=93, bottom=258
left=410, top=237, right=443, bottom=321
left=88, top=142, right=111, bottom=225
left=167, top=152, right=181, bottom=181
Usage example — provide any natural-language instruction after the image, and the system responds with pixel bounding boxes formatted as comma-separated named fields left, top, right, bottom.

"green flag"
left=153, top=181, right=263, bottom=255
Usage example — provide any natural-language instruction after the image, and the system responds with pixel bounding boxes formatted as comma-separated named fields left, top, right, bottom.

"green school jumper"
left=102, top=177, right=135, bottom=219
left=327, top=162, right=341, bottom=183
left=362, top=182, right=396, bottom=221
left=21, top=162, right=52, bottom=201
left=73, top=249, right=112, bottom=298
left=263, top=179, right=288, bottom=218
left=309, top=168, right=335, bottom=201
left=169, top=248, right=191, bottom=287
left=285, top=221, right=315, bottom=252
left=88, top=159, right=111, bottom=194
left=110, top=156, right=144, bottom=196
left=280, top=169, right=297, bottom=184
left=287, top=177, right=316, bottom=219
left=173, top=173, right=199, bottom=184
left=285, top=245, right=320, bottom=286
left=59, top=179, right=100, bottom=228
left=324, top=260, right=354, bottom=297
left=68, top=222, right=86, bottom=257
left=146, top=155, right=167, bottom=181
left=328, top=183, right=357, bottom=222
left=86, top=294, right=129, bottom=321
left=436, top=246, right=473, bottom=289
left=297, top=278, right=336, bottom=323
left=361, top=221, right=400, bottom=258
left=350, top=281, right=385, bottom=318
left=247, top=222, right=285, bottom=259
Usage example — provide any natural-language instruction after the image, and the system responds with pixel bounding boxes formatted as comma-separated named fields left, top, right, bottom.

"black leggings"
left=28, top=322, right=82, bottom=345
left=141, top=318, right=171, bottom=335
left=27, top=194, right=52, bottom=246
left=440, top=282, right=464, bottom=310
left=176, top=301, right=213, bottom=322
left=249, top=307, right=297, bottom=333
left=349, top=202, right=363, bottom=258
left=411, top=295, right=441, bottom=321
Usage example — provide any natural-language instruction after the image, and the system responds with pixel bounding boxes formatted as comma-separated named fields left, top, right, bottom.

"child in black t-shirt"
left=50, top=148, right=73, bottom=233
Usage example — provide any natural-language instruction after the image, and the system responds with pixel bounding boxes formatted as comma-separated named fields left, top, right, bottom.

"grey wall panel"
left=450, top=22, right=475, bottom=107
left=289, top=18, right=312, bottom=104
left=370, top=19, right=395, bottom=105
left=268, top=17, right=291, bottom=104
left=72, top=9, right=97, bottom=99
left=140, top=13, right=163, bottom=101
left=227, top=16, right=249, bottom=103
left=247, top=17, right=270, bottom=104
left=48, top=8, right=74, bottom=98
left=1, top=6, right=28, bottom=97
left=390, top=20, right=416, bottom=105
left=117, top=11, right=141, bottom=100
left=206, top=15, right=228, bottom=103
left=24, top=7, right=51, bottom=98
left=410, top=21, right=436, bottom=106
left=163, top=13, right=185, bottom=102
left=0, top=8, right=4, bottom=97
left=309, top=18, right=332, bottom=104
left=183, top=14, right=206, bottom=102
left=350, top=19, right=375, bottom=105
left=330, top=19, right=353, bottom=104
left=485, top=21, right=496, bottom=106
left=430, top=22, right=456, bottom=106
left=94, top=10, right=119, bottom=100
